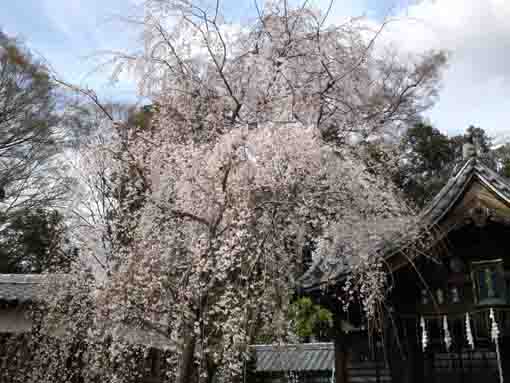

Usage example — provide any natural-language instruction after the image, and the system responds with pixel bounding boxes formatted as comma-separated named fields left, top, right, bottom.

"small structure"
left=249, top=342, right=335, bottom=382
left=0, top=274, right=45, bottom=333
left=0, top=273, right=171, bottom=383
left=301, top=142, right=510, bottom=383
left=0, top=274, right=46, bottom=381
left=249, top=342, right=390, bottom=383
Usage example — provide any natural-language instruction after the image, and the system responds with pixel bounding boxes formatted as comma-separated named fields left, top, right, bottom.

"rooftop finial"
left=463, top=129, right=477, bottom=159
left=463, top=140, right=476, bottom=160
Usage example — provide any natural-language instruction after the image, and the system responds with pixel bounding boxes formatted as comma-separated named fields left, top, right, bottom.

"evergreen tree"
left=397, top=122, right=455, bottom=208
left=0, top=209, right=72, bottom=273
left=397, top=123, right=497, bottom=208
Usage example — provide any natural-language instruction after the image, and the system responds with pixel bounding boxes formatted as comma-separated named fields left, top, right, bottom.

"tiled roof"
left=420, top=158, right=510, bottom=226
left=299, top=158, right=510, bottom=292
left=251, top=342, right=334, bottom=372
left=0, top=274, right=47, bottom=303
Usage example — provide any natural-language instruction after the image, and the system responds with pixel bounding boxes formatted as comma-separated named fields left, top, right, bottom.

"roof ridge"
left=420, top=158, right=478, bottom=216
left=0, top=273, right=47, bottom=276
left=0, top=274, right=46, bottom=283
left=251, top=342, right=333, bottom=348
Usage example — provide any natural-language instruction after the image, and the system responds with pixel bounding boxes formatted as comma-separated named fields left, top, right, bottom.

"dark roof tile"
left=0, top=274, right=47, bottom=303
left=251, top=343, right=334, bottom=372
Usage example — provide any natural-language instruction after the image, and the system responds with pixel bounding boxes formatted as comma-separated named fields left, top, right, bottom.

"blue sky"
left=2, top=0, right=143, bottom=101
left=1, top=0, right=403, bottom=99
left=3, top=0, right=510, bottom=139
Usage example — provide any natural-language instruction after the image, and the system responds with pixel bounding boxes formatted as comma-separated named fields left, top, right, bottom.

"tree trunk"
left=205, top=357, right=218, bottom=383
left=176, top=333, right=196, bottom=383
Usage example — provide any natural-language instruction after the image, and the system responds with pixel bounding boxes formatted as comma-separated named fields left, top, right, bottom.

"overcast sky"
left=3, top=0, right=510, bottom=138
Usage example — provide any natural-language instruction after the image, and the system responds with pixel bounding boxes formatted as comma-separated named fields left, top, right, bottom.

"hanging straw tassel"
left=490, top=308, right=500, bottom=342
left=490, top=308, right=504, bottom=383
left=420, top=317, right=428, bottom=351
left=465, top=312, right=474, bottom=350
left=443, top=316, right=452, bottom=352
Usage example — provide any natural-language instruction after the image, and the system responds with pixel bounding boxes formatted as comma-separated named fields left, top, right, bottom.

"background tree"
left=397, top=122, right=455, bottom=207
left=465, top=125, right=492, bottom=153
left=0, top=209, right=72, bottom=273
left=397, top=123, right=499, bottom=208
left=288, top=297, right=333, bottom=342
left=0, top=30, right=73, bottom=272
left=63, top=101, right=155, bottom=273
left=494, top=144, right=510, bottom=178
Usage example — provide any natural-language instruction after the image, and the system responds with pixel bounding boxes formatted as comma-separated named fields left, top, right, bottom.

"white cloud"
left=378, top=0, right=510, bottom=137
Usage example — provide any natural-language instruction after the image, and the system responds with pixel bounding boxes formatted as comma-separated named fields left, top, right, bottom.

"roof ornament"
left=463, top=131, right=482, bottom=160
left=462, top=135, right=477, bottom=160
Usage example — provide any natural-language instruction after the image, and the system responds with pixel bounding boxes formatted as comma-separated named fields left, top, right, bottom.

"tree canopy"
left=0, top=2, right=448, bottom=382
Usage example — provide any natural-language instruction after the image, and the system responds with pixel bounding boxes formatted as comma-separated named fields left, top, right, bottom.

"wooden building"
left=300, top=143, right=510, bottom=383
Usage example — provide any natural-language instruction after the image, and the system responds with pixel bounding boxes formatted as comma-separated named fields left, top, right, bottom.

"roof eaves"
left=475, top=173, right=510, bottom=205
left=428, top=172, right=474, bottom=227
left=473, top=163, right=510, bottom=205
left=420, top=159, right=475, bottom=225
